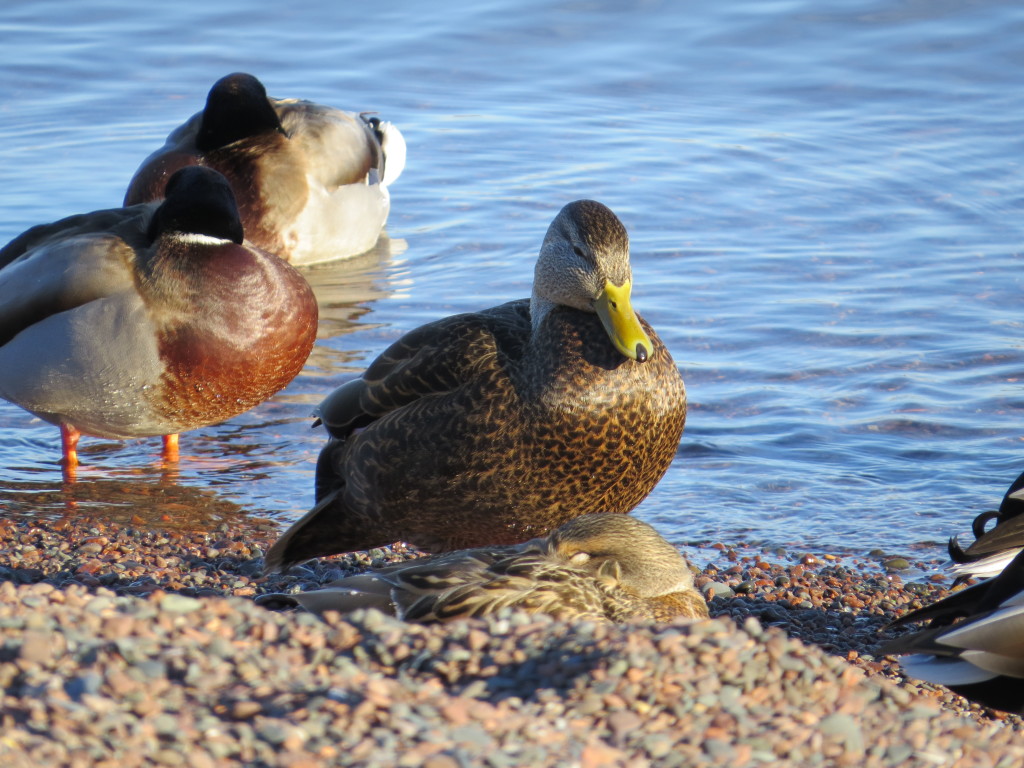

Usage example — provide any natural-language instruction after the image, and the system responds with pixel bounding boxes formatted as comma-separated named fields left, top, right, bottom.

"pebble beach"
left=0, top=512, right=1020, bottom=767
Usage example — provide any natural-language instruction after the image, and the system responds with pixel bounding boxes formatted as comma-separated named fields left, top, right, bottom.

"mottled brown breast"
left=523, top=307, right=686, bottom=495
left=460, top=306, right=686, bottom=544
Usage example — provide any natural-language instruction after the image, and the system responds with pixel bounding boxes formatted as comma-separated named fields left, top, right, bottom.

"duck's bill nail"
left=594, top=279, right=653, bottom=362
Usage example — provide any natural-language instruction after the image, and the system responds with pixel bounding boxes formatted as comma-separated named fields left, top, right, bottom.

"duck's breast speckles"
left=513, top=309, right=686, bottom=515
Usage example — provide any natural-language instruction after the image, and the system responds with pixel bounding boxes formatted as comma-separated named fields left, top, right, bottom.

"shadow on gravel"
left=709, top=594, right=904, bottom=659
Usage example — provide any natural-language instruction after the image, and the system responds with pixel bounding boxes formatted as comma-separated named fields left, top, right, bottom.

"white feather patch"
left=947, top=548, right=1020, bottom=580
left=958, top=649, right=1024, bottom=678
left=899, top=654, right=997, bottom=686
left=941, top=603, right=1024, bottom=656
left=171, top=232, right=235, bottom=246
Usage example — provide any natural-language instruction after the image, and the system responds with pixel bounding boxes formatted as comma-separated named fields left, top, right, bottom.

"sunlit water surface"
left=2, top=0, right=1024, bottom=564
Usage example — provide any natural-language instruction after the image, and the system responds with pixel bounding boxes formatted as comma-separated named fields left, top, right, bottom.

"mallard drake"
left=123, top=72, right=406, bottom=266
left=264, top=199, right=687, bottom=573
left=0, top=166, right=318, bottom=473
left=880, top=548, right=1024, bottom=714
left=948, top=470, right=1024, bottom=583
left=258, top=513, right=709, bottom=623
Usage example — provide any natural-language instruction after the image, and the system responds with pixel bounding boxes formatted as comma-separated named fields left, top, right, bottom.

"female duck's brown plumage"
left=264, top=200, right=686, bottom=573
left=0, top=166, right=318, bottom=472
left=123, top=72, right=406, bottom=266
left=258, top=513, right=709, bottom=623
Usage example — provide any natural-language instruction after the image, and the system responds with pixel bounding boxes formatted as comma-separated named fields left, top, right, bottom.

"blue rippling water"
left=0, top=0, right=1023, bottom=564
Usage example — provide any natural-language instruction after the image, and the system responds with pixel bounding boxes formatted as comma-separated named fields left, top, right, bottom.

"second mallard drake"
left=258, top=513, right=709, bottom=623
left=124, top=72, right=406, bottom=265
left=264, top=200, right=687, bottom=572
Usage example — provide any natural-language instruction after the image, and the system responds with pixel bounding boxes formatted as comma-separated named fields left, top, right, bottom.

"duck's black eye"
left=573, top=245, right=586, bottom=259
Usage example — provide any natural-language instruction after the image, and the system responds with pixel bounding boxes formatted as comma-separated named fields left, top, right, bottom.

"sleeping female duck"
left=947, top=470, right=1024, bottom=583
left=0, top=166, right=318, bottom=474
left=880, top=547, right=1024, bottom=714
left=258, top=513, right=709, bottom=623
left=264, top=199, right=687, bottom=572
left=123, top=72, right=406, bottom=266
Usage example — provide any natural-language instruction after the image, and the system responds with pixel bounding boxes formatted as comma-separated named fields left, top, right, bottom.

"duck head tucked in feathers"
left=264, top=200, right=686, bottom=573
left=124, top=72, right=406, bottom=266
left=258, top=513, right=709, bottom=624
left=0, top=166, right=318, bottom=473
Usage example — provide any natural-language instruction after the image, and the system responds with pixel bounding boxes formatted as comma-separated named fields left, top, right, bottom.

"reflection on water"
left=300, top=233, right=408, bottom=376
left=1, top=463, right=248, bottom=531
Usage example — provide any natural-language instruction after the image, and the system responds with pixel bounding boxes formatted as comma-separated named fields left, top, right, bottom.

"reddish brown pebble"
left=231, top=701, right=262, bottom=719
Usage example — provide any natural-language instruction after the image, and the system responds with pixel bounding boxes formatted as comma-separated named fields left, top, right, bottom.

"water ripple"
left=1, top=0, right=1023, bottom=559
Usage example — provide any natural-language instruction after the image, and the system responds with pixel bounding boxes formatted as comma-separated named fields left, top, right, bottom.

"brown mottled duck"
left=264, top=199, right=687, bottom=573
left=258, top=513, right=709, bottom=623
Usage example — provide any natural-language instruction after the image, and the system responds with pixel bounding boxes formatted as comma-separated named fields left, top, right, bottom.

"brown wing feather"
left=316, top=302, right=531, bottom=439
left=396, top=554, right=609, bottom=623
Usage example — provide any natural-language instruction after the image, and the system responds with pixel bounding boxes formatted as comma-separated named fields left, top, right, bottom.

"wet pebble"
left=883, top=557, right=912, bottom=571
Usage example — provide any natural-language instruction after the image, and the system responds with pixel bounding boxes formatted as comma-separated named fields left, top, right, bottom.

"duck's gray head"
left=532, top=200, right=653, bottom=362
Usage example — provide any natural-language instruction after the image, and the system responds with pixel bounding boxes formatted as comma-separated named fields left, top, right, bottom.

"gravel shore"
left=0, top=513, right=1020, bottom=767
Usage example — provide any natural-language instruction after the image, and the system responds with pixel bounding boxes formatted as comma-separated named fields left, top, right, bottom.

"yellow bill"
left=594, top=279, right=653, bottom=362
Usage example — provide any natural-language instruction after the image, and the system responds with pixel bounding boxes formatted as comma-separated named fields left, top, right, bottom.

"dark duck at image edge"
left=123, top=72, right=406, bottom=266
left=258, top=513, right=709, bottom=623
left=880, top=547, right=1024, bottom=715
left=947, top=469, right=1024, bottom=583
left=0, top=166, right=318, bottom=478
left=264, top=199, right=687, bottom=573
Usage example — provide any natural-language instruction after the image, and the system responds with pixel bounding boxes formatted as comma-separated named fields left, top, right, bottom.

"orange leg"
left=60, top=424, right=81, bottom=482
left=162, top=433, right=180, bottom=462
